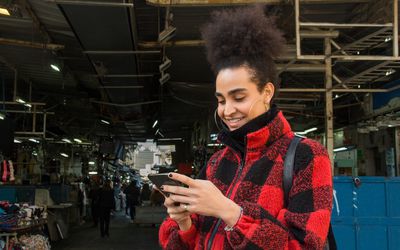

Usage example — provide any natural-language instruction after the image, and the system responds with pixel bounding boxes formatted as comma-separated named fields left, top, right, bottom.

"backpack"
left=284, top=135, right=337, bottom=250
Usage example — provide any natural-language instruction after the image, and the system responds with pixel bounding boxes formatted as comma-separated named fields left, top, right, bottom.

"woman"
left=98, top=180, right=115, bottom=238
left=159, top=5, right=332, bottom=250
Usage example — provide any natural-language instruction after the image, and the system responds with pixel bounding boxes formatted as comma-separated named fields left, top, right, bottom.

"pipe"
left=83, top=50, right=159, bottom=54
left=46, top=0, right=133, bottom=7
left=0, top=38, right=64, bottom=50
left=90, top=100, right=161, bottom=107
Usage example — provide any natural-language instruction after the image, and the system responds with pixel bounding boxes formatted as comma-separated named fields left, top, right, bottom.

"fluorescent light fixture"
left=388, top=125, right=394, bottom=127
left=210, top=133, right=218, bottom=141
left=158, top=138, right=182, bottom=141
left=60, top=153, right=69, bottom=158
left=296, top=127, right=318, bottom=135
left=155, top=128, right=160, bottom=135
left=62, top=138, right=72, bottom=143
left=24, top=103, right=32, bottom=108
left=101, top=119, right=110, bottom=125
left=50, top=64, right=60, bottom=72
left=73, top=138, right=82, bottom=143
left=207, top=143, right=223, bottom=147
left=16, top=98, right=26, bottom=104
left=88, top=161, right=95, bottom=165
left=386, top=69, right=395, bottom=76
left=333, top=147, right=348, bottom=152
left=0, top=113, right=4, bottom=120
left=152, top=120, right=158, bottom=128
left=0, top=8, right=10, bottom=16
left=89, top=171, right=98, bottom=175
left=29, top=138, right=39, bottom=143
left=304, top=127, right=317, bottom=133
left=32, top=152, right=38, bottom=156
left=14, top=139, right=22, bottom=143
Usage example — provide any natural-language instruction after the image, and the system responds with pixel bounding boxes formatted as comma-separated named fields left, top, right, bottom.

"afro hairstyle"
left=201, top=4, right=285, bottom=95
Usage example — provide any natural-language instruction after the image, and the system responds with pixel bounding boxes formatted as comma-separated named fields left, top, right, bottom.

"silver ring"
left=183, top=204, right=188, bottom=211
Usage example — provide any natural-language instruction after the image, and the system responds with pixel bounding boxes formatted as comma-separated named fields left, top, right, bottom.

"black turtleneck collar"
left=218, top=104, right=279, bottom=156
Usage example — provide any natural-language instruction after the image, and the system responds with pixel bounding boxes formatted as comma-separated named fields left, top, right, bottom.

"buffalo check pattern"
left=159, top=111, right=333, bottom=250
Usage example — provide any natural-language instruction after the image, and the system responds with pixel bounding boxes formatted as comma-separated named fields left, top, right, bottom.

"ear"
left=263, top=82, right=275, bottom=104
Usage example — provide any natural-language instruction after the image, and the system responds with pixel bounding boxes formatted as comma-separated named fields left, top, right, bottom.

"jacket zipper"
left=206, top=147, right=246, bottom=250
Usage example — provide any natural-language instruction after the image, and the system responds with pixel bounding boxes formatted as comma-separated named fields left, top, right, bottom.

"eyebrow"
left=215, top=88, right=247, bottom=97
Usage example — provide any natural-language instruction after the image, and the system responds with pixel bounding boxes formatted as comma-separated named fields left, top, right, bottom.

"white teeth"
left=227, top=118, right=241, bottom=122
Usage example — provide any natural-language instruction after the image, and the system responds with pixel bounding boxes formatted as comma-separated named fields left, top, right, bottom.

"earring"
left=214, top=108, right=228, bottom=131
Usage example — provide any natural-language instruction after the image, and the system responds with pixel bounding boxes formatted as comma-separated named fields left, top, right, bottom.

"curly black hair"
left=201, top=4, right=285, bottom=97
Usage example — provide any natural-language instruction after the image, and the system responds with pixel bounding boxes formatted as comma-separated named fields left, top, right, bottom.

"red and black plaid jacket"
left=159, top=111, right=332, bottom=250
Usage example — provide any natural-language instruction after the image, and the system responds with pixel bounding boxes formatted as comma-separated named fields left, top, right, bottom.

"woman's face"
left=215, top=67, right=273, bottom=131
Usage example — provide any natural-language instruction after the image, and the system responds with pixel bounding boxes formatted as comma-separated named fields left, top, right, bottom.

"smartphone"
left=148, top=173, right=182, bottom=194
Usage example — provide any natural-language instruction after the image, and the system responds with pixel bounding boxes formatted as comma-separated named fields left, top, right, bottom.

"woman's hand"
left=154, top=185, right=192, bottom=231
left=162, top=173, right=241, bottom=227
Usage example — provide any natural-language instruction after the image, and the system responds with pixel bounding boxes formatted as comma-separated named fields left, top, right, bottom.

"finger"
left=169, top=173, right=196, bottom=187
left=169, top=194, right=193, bottom=205
left=167, top=205, right=188, bottom=214
left=162, top=185, right=191, bottom=196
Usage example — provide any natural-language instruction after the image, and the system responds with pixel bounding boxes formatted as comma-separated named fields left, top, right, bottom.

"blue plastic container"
left=332, top=177, right=400, bottom=250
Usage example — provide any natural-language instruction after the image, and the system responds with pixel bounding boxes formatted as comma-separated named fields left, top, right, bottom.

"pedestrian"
left=98, top=180, right=115, bottom=238
left=124, top=180, right=140, bottom=222
left=89, top=182, right=100, bottom=227
left=158, top=5, right=333, bottom=250
left=140, top=183, right=151, bottom=206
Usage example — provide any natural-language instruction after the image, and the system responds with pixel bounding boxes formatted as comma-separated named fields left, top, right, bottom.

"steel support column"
left=393, top=0, right=398, bottom=57
left=324, top=38, right=334, bottom=171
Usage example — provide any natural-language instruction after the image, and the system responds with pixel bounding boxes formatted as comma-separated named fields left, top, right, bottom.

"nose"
left=223, top=101, right=236, bottom=116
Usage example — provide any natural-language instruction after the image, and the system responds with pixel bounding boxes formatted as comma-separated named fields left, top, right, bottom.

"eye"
left=234, top=96, right=245, bottom=102
left=217, top=99, right=225, bottom=105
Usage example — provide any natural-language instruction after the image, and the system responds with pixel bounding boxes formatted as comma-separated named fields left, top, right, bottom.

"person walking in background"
left=89, top=182, right=100, bottom=227
left=124, top=180, right=140, bottom=222
left=159, top=4, right=333, bottom=250
left=140, top=183, right=151, bottom=206
left=98, top=180, right=115, bottom=238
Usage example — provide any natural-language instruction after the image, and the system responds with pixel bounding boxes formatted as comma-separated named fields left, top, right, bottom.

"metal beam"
left=0, top=38, right=64, bottom=50
left=99, top=86, right=144, bottom=89
left=297, top=55, right=400, bottom=61
left=300, top=30, right=339, bottom=38
left=324, top=38, right=334, bottom=169
left=83, top=50, right=159, bottom=55
left=90, top=100, right=161, bottom=107
left=46, top=0, right=133, bottom=7
left=146, top=0, right=369, bottom=7
left=277, top=64, right=326, bottom=72
left=94, top=74, right=154, bottom=78
left=300, top=22, right=393, bottom=28
left=393, top=0, right=398, bottom=57
left=280, top=88, right=389, bottom=93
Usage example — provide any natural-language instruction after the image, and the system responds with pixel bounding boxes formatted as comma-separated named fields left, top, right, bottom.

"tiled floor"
left=52, top=211, right=162, bottom=250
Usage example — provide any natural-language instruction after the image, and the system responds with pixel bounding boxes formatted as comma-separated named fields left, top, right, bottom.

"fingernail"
left=168, top=173, right=173, bottom=177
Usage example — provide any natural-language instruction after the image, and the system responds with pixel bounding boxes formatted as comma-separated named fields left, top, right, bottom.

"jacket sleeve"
left=226, top=139, right=333, bottom=249
left=159, top=214, right=199, bottom=250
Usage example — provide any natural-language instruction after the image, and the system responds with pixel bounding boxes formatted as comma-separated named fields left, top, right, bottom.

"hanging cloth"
left=9, top=160, right=15, bottom=182
left=2, top=160, right=8, bottom=182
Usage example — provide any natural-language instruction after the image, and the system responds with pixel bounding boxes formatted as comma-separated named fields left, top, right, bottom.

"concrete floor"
left=52, top=212, right=162, bottom=250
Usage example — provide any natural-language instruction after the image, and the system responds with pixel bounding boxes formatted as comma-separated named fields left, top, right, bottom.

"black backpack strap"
left=283, top=135, right=303, bottom=207
left=283, top=135, right=337, bottom=250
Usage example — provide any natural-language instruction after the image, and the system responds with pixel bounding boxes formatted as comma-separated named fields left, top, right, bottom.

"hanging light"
left=50, top=64, right=61, bottom=72
left=62, top=138, right=72, bottom=143
left=101, top=119, right=110, bottom=125
left=73, top=138, right=82, bottom=143
left=15, top=97, right=26, bottom=104
left=60, top=153, right=69, bottom=158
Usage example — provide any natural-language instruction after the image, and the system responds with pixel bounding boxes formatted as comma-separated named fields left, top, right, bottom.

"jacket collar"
left=218, top=107, right=292, bottom=153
